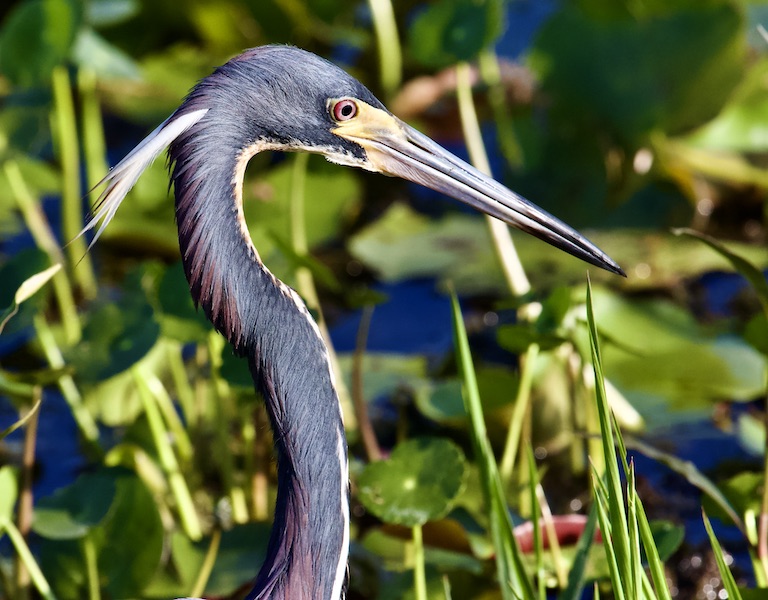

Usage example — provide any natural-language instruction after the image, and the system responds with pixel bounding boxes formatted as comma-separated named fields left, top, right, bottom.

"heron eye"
left=332, top=99, right=358, bottom=122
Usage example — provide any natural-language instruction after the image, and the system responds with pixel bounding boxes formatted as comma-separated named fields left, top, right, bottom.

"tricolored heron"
left=81, top=45, right=624, bottom=599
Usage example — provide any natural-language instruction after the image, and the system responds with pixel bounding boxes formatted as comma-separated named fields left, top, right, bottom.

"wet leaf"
left=358, top=437, right=467, bottom=527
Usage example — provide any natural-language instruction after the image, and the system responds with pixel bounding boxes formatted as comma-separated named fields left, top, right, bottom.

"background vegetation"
left=1, top=0, right=768, bottom=598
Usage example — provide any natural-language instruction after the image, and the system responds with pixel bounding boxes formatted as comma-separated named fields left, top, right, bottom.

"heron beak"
left=332, top=103, right=625, bottom=277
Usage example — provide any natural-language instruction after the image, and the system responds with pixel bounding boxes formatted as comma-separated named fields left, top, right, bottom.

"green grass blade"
left=526, top=446, right=546, bottom=600
left=702, top=510, right=743, bottom=600
left=590, top=468, right=626, bottom=600
left=586, top=279, right=633, bottom=591
left=558, top=503, right=598, bottom=600
left=450, top=289, right=534, bottom=599
left=636, top=495, right=673, bottom=600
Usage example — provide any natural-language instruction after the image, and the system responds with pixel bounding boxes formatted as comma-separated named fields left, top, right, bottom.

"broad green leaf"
left=348, top=203, right=505, bottom=294
left=33, top=471, right=117, bottom=539
left=0, top=466, right=18, bottom=522
left=338, top=352, right=429, bottom=403
left=67, top=273, right=160, bottom=382
left=0, top=249, right=50, bottom=335
left=85, top=0, right=139, bottom=27
left=648, top=520, right=684, bottom=562
left=409, top=0, right=504, bottom=68
left=0, top=0, right=82, bottom=87
left=157, top=261, right=211, bottom=343
left=358, top=437, right=467, bottom=527
left=71, top=28, right=140, bottom=80
left=531, top=3, right=745, bottom=141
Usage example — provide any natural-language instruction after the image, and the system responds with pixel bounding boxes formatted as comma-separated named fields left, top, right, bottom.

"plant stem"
left=33, top=315, right=101, bottom=452
left=133, top=367, right=202, bottom=540
left=14, top=393, right=40, bottom=599
left=167, top=343, right=197, bottom=428
left=0, top=518, right=57, bottom=600
left=353, top=305, right=381, bottom=461
left=4, top=161, right=81, bottom=344
left=288, top=154, right=357, bottom=432
left=81, top=535, right=100, bottom=600
left=455, top=61, right=530, bottom=298
left=412, top=525, right=427, bottom=600
left=366, top=0, right=402, bottom=99
left=758, top=391, right=768, bottom=583
left=499, top=343, right=539, bottom=484
left=51, top=66, right=97, bottom=298
left=190, top=529, right=221, bottom=598
left=77, top=68, right=109, bottom=192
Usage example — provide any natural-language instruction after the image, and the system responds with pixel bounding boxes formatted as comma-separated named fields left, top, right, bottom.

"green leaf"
left=85, top=0, right=139, bottom=27
left=0, top=398, right=42, bottom=441
left=157, top=261, right=211, bottom=343
left=531, top=3, right=745, bottom=141
left=0, top=263, right=61, bottom=334
left=673, top=228, right=768, bottom=318
left=0, top=0, right=82, bottom=87
left=648, top=520, right=685, bottom=562
left=71, top=28, right=140, bottom=80
left=0, top=249, right=51, bottom=335
left=33, top=471, right=117, bottom=539
left=409, top=0, right=504, bottom=68
left=0, top=466, right=18, bottom=522
left=67, top=272, right=160, bottom=382
left=703, top=510, right=743, bottom=600
left=358, top=437, right=467, bottom=527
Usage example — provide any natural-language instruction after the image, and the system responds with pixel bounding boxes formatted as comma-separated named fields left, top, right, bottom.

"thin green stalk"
left=537, top=482, right=568, bottom=589
left=703, top=510, right=743, bottom=600
left=4, top=161, right=80, bottom=344
left=455, top=61, right=530, bottom=298
left=450, top=290, right=534, bottom=599
left=167, top=343, right=197, bottom=429
left=526, top=446, right=545, bottom=600
left=478, top=50, right=524, bottom=170
left=353, top=305, right=381, bottom=462
left=33, top=315, right=100, bottom=452
left=207, top=333, right=249, bottom=524
left=78, top=68, right=109, bottom=192
left=141, top=368, right=194, bottom=463
left=189, top=529, right=221, bottom=598
left=81, top=535, right=100, bottom=600
left=133, top=367, right=202, bottom=540
left=0, top=518, right=57, bottom=600
left=500, top=343, right=539, bottom=484
left=412, top=525, right=427, bottom=600
left=288, top=154, right=357, bottom=432
left=366, top=0, right=402, bottom=98
left=635, top=495, right=672, bottom=600
left=51, top=66, right=97, bottom=298
left=15, top=393, right=41, bottom=599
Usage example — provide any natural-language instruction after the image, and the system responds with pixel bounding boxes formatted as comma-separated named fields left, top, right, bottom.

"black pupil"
left=340, top=103, right=353, bottom=117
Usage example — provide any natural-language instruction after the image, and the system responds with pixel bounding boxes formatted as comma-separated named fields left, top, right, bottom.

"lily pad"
left=358, top=437, right=467, bottom=527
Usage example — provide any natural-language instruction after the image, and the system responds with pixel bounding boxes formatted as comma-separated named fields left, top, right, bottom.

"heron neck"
left=169, top=131, right=348, bottom=600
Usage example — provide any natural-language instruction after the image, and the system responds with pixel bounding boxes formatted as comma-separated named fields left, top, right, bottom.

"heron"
left=80, top=45, right=624, bottom=600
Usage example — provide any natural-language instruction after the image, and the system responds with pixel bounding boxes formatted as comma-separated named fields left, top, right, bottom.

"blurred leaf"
left=0, top=263, right=60, bottom=334
left=157, top=262, right=211, bottom=343
left=531, top=3, right=745, bottom=141
left=0, top=398, right=42, bottom=441
left=587, top=289, right=767, bottom=411
left=673, top=228, right=768, bottom=317
left=338, top=352, right=428, bottom=402
left=348, top=203, right=505, bottom=294
left=0, top=157, right=61, bottom=238
left=744, top=313, right=768, bottom=357
left=245, top=155, right=361, bottom=251
left=71, top=28, right=141, bottom=79
left=206, top=523, right=271, bottom=595
left=736, top=412, right=765, bottom=457
left=358, top=437, right=467, bottom=527
left=0, top=0, right=82, bottom=87
left=33, top=470, right=116, bottom=539
left=409, top=0, right=504, bottom=68
left=85, top=0, right=139, bottom=27
left=67, top=274, right=160, bottom=382
left=219, top=347, right=253, bottom=389
left=0, top=466, right=18, bottom=522
left=497, top=323, right=567, bottom=353
left=0, top=249, right=50, bottom=335
left=684, top=57, right=768, bottom=152
left=648, top=520, right=684, bottom=562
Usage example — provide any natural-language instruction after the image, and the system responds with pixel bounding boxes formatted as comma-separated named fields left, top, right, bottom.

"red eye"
left=332, top=99, right=357, bottom=122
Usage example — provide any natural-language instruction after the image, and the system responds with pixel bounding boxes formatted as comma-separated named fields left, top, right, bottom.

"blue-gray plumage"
left=81, top=45, right=624, bottom=600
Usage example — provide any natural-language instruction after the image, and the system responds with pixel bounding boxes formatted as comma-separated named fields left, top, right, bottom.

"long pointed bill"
left=332, top=102, right=625, bottom=277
